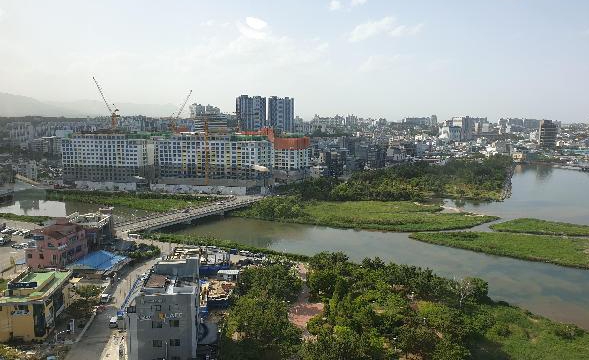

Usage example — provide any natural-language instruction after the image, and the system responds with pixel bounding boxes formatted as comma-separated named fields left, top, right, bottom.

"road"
left=65, top=258, right=160, bottom=360
left=115, top=195, right=261, bottom=233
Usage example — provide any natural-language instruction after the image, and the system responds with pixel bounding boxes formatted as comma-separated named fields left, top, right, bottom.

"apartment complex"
left=126, top=273, right=199, bottom=360
left=155, top=133, right=273, bottom=182
left=26, top=220, right=88, bottom=269
left=61, top=132, right=155, bottom=183
left=235, top=95, right=266, bottom=131
left=0, top=269, right=73, bottom=342
left=268, top=96, right=295, bottom=133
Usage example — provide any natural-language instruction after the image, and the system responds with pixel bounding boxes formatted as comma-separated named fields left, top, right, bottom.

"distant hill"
left=0, top=92, right=178, bottom=117
left=0, top=92, right=84, bottom=117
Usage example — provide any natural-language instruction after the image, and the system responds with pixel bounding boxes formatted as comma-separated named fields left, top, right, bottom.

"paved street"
left=65, top=258, right=160, bottom=360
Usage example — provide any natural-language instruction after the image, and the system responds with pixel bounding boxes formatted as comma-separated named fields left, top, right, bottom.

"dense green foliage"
left=46, top=190, right=213, bottom=212
left=220, top=264, right=303, bottom=359
left=301, top=252, right=589, bottom=360
left=236, top=197, right=498, bottom=232
left=280, top=155, right=512, bottom=201
left=127, top=244, right=161, bottom=260
left=0, top=212, right=50, bottom=224
left=74, top=285, right=103, bottom=302
left=491, top=218, right=589, bottom=236
left=410, top=232, right=589, bottom=268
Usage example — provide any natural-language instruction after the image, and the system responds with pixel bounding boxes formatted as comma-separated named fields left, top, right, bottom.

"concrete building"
left=268, top=96, right=295, bottom=133
left=193, top=114, right=229, bottom=133
left=236, top=95, right=266, bottom=131
left=189, top=103, right=221, bottom=117
left=61, top=132, right=155, bottom=184
left=403, top=115, right=437, bottom=126
left=539, top=120, right=558, bottom=149
left=154, top=133, right=273, bottom=184
left=452, top=116, right=479, bottom=141
left=26, top=219, right=88, bottom=269
left=0, top=269, right=73, bottom=342
left=126, top=273, right=199, bottom=360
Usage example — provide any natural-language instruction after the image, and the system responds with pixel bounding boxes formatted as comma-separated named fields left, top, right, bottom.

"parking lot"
left=0, top=219, right=41, bottom=276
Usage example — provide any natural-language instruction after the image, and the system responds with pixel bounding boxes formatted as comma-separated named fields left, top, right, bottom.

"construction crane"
left=169, top=90, right=192, bottom=132
left=92, top=76, right=119, bottom=130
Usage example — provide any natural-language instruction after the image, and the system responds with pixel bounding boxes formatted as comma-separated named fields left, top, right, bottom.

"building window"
left=152, top=321, right=163, bottom=328
left=152, top=305, right=161, bottom=311
left=152, top=340, right=163, bottom=347
left=169, top=319, right=179, bottom=328
left=27, top=254, right=32, bottom=259
left=169, top=339, right=180, bottom=347
left=39, top=254, right=44, bottom=259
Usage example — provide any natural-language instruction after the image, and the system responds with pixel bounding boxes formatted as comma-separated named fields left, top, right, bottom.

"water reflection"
left=171, top=217, right=589, bottom=328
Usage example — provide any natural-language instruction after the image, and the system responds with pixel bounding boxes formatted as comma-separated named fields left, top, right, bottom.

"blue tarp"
left=69, top=250, right=129, bottom=272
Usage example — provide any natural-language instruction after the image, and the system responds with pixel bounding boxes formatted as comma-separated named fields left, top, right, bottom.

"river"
left=1, top=165, right=589, bottom=328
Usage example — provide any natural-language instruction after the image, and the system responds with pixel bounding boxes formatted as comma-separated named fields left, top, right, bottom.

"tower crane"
left=92, top=76, right=119, bottom=130
left=170, top=90, right=192, bottom=132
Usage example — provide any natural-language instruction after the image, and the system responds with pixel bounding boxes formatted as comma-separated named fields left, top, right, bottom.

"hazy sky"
left=0, top=0, right=588, bottom=122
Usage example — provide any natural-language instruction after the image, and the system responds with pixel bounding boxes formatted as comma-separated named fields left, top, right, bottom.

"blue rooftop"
left=69, top=250, right=129, bottom=272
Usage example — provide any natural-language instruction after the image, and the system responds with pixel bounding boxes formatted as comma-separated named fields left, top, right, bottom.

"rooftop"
left=34, top=221, right=82, bottom=240
left=0, top=270, right=72, bottom=304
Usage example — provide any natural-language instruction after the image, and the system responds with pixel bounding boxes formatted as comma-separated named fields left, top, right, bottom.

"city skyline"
left=0, top=0, right=588, bottom=122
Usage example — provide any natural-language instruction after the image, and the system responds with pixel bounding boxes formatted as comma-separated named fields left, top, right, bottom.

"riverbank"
left=142, top=233, right=589, bottom=359
left=491, top=218, right=589, bottom=236
left=46, top=190, right=213, bottom=212
left=234, top=198, right=498, bottom=232
left=0, top=213, right=50, bottom=224
left=410, top=231, right=589, bottom=269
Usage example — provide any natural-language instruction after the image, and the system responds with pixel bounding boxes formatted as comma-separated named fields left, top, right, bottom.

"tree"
left=224, top=294, right=301, bottom=358
left=74, top=285, right=103, bottom=303
left=432, top=338, right=470, bottom=360
left=450, top=277, right=488, bottom=308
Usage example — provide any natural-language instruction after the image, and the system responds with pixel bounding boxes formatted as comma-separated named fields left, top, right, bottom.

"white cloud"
left=329, top=0, right=342, bottom=11
left=359, top=55, right=401, bottom=73
left=351, top=0, right=367, bottom=7
left=245, top=16, right=267, bottom=31
left=349, top=17, right=424, bottom=42
left=238, top=17, right=270, bottom=40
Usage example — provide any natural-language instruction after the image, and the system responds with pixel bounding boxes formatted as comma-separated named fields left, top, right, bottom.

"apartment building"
left=235, top=95, right=266, bottom=131
left=0, top=269, right=73, bottom=342
left=26, top=219, right=88, bottom=269
left=61, top=132, right=155, bottom=183
left=268, top=96, right=295, bottom=133
left=539, top=120, right=558, bottom=149
left=154, top=133, right=273, bottom=182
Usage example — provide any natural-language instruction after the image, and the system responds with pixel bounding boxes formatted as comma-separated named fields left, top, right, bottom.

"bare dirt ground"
left=288, top=263, right=324, bottom=339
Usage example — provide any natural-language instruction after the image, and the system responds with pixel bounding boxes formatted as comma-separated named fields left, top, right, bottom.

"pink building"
left=26, top=219, right=88, bottom=269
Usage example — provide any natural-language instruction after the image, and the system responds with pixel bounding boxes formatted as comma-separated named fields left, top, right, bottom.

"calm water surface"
left=169, top=165, right=589, bottom=328
left=2, top=165, right=589, bottom=328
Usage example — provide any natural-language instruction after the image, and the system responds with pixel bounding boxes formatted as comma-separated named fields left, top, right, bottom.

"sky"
left=0, top=0, right=588, bottom=122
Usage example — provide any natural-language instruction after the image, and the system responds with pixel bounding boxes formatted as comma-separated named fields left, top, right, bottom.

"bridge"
left=114, top=195, right=262, bottom=233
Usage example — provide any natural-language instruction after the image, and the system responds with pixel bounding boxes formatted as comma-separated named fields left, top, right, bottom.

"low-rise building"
left=26, top=220, right=88, bottom=269
left=0, top=269, right=73, bottom=342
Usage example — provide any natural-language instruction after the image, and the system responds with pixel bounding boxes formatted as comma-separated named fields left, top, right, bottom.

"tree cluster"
left=302, top=252, right=492, bottom=360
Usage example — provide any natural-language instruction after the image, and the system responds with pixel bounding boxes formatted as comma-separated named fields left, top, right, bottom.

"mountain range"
left=0, top=92, right=178, bottom=118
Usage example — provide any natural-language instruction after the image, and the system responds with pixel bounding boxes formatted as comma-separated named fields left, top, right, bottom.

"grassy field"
left=410, top=231, right=589, bottom=268
left=46, top=190, right=213, bottom=212
left=236, top=198, right=498, bottom=232
left=477, top=303, right=589, bottom=360
left=491, top=218, right=589, bottom=237
left=0, top=213, right=50, bottom=224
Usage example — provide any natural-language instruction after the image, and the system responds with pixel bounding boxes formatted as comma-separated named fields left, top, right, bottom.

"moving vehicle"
left=109, top=316, right=118, bottom=328
left=100, top=294, right=111, bottom=304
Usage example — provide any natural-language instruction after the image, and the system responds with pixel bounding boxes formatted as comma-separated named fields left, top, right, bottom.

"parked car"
left=100, top=294, right=111, bottom=304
